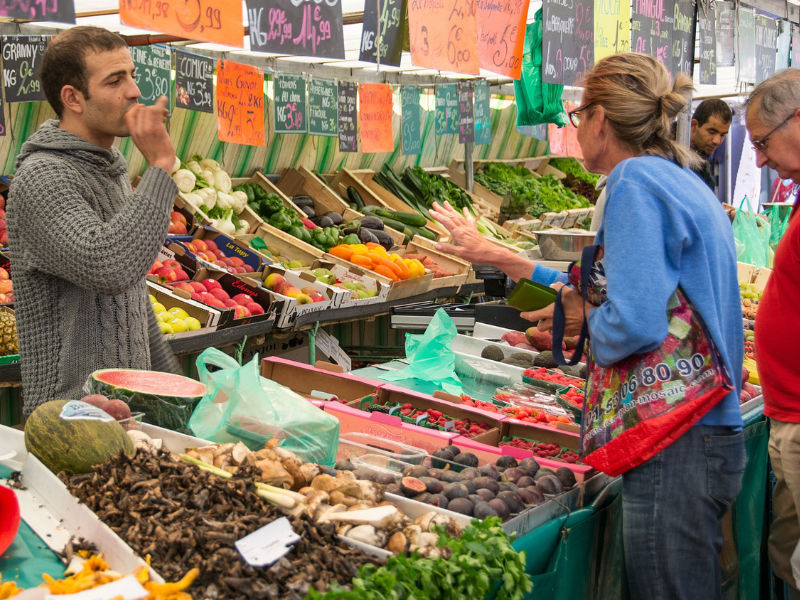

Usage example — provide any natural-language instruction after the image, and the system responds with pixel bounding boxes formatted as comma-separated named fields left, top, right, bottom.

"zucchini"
left=347, top=186, right=365, bottom=210
left=408, top=225, right=437, bottom=241
left=376, top=215, right=408, bottom=233
left=374, top=208, right=428, bottom=227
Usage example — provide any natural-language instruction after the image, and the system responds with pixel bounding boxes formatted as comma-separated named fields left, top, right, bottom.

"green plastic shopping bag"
left=189, top=348, right=340, bottom=465
left=732, top=199, right=772, bottom=267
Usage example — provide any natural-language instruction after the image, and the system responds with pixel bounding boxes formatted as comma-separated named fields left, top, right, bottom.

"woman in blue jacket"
left=432, top=53, right=743, bottom=600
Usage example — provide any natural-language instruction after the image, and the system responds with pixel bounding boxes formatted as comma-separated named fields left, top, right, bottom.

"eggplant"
left=293, top=195, right=314, bottom=207
left=359, top=215, right=384, bottom=231
left=323, top=211, right=344, bottom=225
left=319, top=216, right=334, bottom=228
left=370, top=228, right=395, bottom=251
left=301, top=205, right=316, bottom=218
left=358, top=228, right=379, bottom=244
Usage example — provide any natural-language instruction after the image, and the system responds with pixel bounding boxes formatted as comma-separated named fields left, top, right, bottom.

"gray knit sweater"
left=8, top=120, right=180, bottom=415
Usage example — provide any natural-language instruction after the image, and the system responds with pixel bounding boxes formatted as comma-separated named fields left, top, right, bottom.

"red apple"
left=155, top=267, right=177, bottom=283
left=209, top=288, right=230, bottom=301
left=221, top=298, right=237, bottom=308
left=232, top=293, right=253, bottom=305
left=174, top=269, right=189, bottom=281
left=198, top=292, right=218, bottom=304
left=213, top=249, right=226, bottom=259
left=170, top=211, right=187, bottom=225
left=0, top=267, right=10, bottom=280
left=204, top=239, right=218, bottom=251
left=233, top=305, right=251, bottom=318
left=163, top=259, right=181, bottom=269
left=245, top=302, right=264, bottom=315
left=189, top=281, right=206, bottom=294
left=190, top=292, right=203, bottom=301
left=171, top=221, right=187, bottom=235
left=201, top=278, right=222, bottom=291
left=193, top=239, right=208, bottom=252
left=172, top=282, right=194, bottom=294
left=149, top=260, right=164, bottom=274
left=242, top=265, right=255, bottom=273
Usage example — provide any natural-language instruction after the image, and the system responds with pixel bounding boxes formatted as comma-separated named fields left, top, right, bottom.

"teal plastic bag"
left=188, top=348, right=340, bottom=465
left=733, top=200, right=772, bottom=267
left=382, top=308, right=463, bottom=395
left=768, top=204, right=792, bottom=250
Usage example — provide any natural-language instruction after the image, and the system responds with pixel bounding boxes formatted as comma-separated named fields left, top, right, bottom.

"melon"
left=24, top=400, right=134, bottom=475
left=87, top=369, right=206, bottom=432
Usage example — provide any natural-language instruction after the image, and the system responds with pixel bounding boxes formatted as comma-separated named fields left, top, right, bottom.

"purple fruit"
left=555, top=467, right=577, bottom=489
left=459, top=467, right=481, bottom=480
left=536, top=474, right=563, bottom=496
left=403, top=465, right=429, bottom=478
left=495, top=455, right=519, bottom=469
left=488, top=498, right=510, bottom=519
left=429, top=493, right=449, bottom=508
left=516, top=476, right=535, bottom=488
left=474, top=501, right=499, bottom=519
left=518, top=457, right=541, bottom=476
left=518, top=487, right=545, bottom=505
left=497, top=490, right=524, bottom=513
left=478, top=464, right=501, bottom=480
left=475, top=488, right=496, bottom=501
left=440, top=470, right=462, bottom=483
left=454, top=452, right=479, bottom=467
left=502, top=468, right=525, bottom=483
left=443, top=482, right=470, bottom=500
left=473, top=477, right=499, bottom=493
left=498, top=481, right=519, bottom=493
left=448, top=497, right=474, bottom=516
left=401, top=477, right=427, bottom=496
left=420, top=477, right=443, bottom=494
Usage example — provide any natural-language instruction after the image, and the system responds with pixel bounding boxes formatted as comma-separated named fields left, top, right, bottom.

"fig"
left=420, top=477, right=443, bottom=494
left=427, top=468, right=445, bottom=479
left=516, top=476, right=536, bottom=489
left=488, top=498, right=510, bottom=519
left=431, top=447, right=455, bottom=469
left=428, top=493, right=449, bottom=508
left=400, top=477, right=427, bottom=496
left=440, top=470, right=462, bottom=484
left=478, top=464, right=501, bottom=480
left=463, top=480, right=477, bottom=494
left=536, top=474, right=563, bottom=496
left=448, top=497, right=475, bottom=516
left=459, top=467, right=481, bottom=481
left=502, top=468, right=525, bottom=483
left=385, top=483, right=402, bottom=495
left=374, top=472, right=397, bottom=485
left=555, top=467, right=577, bottom=489
left=443, top=482, right=470, bottom=500
left=495, top=455, right=519, bottom=470
left=474, top=501, right=499, bottom=519
left=403, top=465, right=429, bottom=478
left=518, top=486, right=545, bottom=506
left=473, top=477, right=499, bottom=493
left=518, top=458, right=541, bottom=476
left=497, top=490, right=524, bottom=513
left=498, top=482, right=519, bottom=493
left=104, top=399, right=131, bottom=421
left=469, top=494, right=483, bottom=504
left=414, top=492, right=432, bottom=503
left=475, top=488, right=496, bottom=502
left=454, top=452, right=479, bottom=468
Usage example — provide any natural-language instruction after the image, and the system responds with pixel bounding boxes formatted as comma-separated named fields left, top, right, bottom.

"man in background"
left=690, top=99, right=733, bottom=191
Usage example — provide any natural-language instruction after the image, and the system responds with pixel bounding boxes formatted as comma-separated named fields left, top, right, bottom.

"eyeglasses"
left=752, top=110, right=798, bottom=152
left=568, top=102, right=595, bottom=128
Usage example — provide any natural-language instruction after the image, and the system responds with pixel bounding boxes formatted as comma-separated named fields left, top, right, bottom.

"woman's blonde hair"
left=582, top=53, right=700, bottom=169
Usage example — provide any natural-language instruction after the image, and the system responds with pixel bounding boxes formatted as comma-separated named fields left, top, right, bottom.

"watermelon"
left=24, top=400, right=134, bottom=475
left=87, top=369, right=206, bottom=432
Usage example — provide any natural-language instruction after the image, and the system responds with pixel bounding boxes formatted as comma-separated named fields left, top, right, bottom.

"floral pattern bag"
left=551, top=245, right=734, bottom=476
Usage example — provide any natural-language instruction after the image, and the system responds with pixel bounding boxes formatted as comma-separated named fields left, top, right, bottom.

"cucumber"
left=347, top=186, right=365, bottom=210
left=376, top=215, right=408, bottom=232
left=376, top=209, right=428, bottom=227
left=408, top=225, right=437, bottom=241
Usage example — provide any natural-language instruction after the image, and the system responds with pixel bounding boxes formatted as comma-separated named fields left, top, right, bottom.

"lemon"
left=152, top=302, right=167, bottom=314
left=185, top=316, right=202, bottom=331
left=168, top=318, right=189, bottom=333
left=148, top=294, right=157, bottom=304
left=159, top=321, right=174, bottom=334
left=168, top=307, right=189, bottom=319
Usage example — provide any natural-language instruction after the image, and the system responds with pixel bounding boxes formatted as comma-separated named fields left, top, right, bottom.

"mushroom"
left=325, top=505, right=400, bottom=529
left=230, top=442, right=251, bottom=466
left=386, top=531, right=408, bottom=554
left=256, top=460, right=292, bottom=487
left=345, top=525, right=387, bottom=548
left=317, top=503, right=347, bottom=524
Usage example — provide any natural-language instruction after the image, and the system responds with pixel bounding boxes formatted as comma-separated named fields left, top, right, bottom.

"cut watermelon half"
left=91, top=369, right=206, bottom=398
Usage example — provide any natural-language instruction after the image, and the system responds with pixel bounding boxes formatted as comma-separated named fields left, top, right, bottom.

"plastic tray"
left=338, top=432, right=427, bottom=465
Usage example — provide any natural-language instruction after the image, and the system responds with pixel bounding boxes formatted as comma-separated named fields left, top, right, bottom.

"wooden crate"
left=238, top=223, right=325, bottom=269
left=322, top=250, right=435, bottom=301
left=277, top=166, right=350, bottom=215
left=401, top=240, right=470, bottom=290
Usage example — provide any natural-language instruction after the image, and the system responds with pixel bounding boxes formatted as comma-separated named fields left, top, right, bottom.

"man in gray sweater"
left=8, top=26, right=180, bottom=416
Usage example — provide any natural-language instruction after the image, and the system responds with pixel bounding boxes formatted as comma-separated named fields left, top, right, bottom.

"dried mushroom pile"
left=63, top=450, right=382, bottom=600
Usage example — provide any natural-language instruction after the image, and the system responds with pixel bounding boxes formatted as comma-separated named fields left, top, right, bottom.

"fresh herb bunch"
left=304, top=517, right=532, bottom=600
left=548, top=157, right=601, bottom=187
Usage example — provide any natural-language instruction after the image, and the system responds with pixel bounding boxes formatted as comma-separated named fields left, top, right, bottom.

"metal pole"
left=465, top=141, right=474, bottom=192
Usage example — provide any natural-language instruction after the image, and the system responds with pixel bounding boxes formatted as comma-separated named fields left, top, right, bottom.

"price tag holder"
left=235, top=517, right=300, bottom=567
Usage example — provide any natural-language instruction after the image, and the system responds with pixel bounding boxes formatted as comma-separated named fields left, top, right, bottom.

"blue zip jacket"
left=532, top=156, right=742, bottom=428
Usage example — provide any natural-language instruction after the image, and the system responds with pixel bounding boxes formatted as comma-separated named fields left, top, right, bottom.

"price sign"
left=542, top=0, right=594, bottom=85
left=246, top=0, right=345, bottom=59
left=476, top=0, right=529, bottom=79
left=121, top=0, right=242, bottom=47
left=457, top=81, right=474, bottom=144
left=698, top=5, right=716, bottom=85
left=473, top=79, right=491, bottom=145
left=273, top=74, right=307, bottom=134
left=715, top=1, right=734, bottom=66
left=359, top=83, right=393, bottom=153
left=175, top=50, right=213, bottom=113
left=308, top=77, right=337, bottom=136
left=737, top=7, right=755, bottom=84
left=2, top=36, right=47, bottom=103
left=754, top=15, right=778, bottom=84
left=671, top=0, right=693, bottom=75
left=594, top=0, right=630, bottom=60
left=435, top=84, right=458, bottom=135
left=792, top=24, right=800, bottom=67
left=338, top=81, right=358, bottom=152
left=216, top=60, right=265, bottom=146
left=630, top=0, right=674, bottom=71
left=408, top=0, right=480, bottom=74
left=131, top=44, right=171, bottom=107
left=0, top=0, right=74, bottom=22
left=360, top=0, right=405, bottom=66
left=401, top=85, right=421, bottom=155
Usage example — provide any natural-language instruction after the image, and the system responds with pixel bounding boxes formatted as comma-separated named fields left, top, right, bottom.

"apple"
left=198, top=292, right=218, bottom=304
left=201, top=278, right=223, bottom=292
left=189, top=281, right=206, bottom=294
left=149, top=260, right=164, bottom=274
left=295, top=294, right=314, bottom=305
left=163, top=259, right=181, bottom=269
left=209, top=287, right=230, bottom=301
left=221, top=298, right=237, bottom=308
left=229, top=257, right=245, bottom=268
left=0, top=293, right=11, bottom=303
left=193, top=239, right=208, bottom=252
left=283, top=286, right=301, bottom=298
left=171, top=221, right=187, bottom=235
left=172, top=282, right=194, bottom=294
left=264, top=273, right=286, bottom=290
left=170, top=211, right=187, bottom=225
left=242, top=265, right=255, bottom=273
left=174, top=269, right=189, bottom=281
left=233, top=305, right=252, bottom=318
left=204, top=239, right=218, bottom=251
left=246, top=302, right=265, bottom=315
left=213, top=249, right=226, bottom=259
left=190, top=292, right=203, bottom=301
left=232, top=293, right=253, bottom=305
left=0, top=267, right=10, bottom=281
left=155, top=267, right=178, bottom=283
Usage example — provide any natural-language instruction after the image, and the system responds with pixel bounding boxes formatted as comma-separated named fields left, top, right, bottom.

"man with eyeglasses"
left=745, top=68, right=800, bottom=598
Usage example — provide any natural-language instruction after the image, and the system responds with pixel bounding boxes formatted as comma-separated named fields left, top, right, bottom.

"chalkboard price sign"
left=671, top=0, right=693, bottom=75
left=401, top=85, right=421, bottom=155
left=247, top=0, right=345, bottom=60
left=131, top=44, right=171, bottom=107
left=0, top=0, right=75, bottom=23
left=473, top=79, right=491, bottom=145
left=308, top=77, right=338, bottom=136
left=2, top=36, right=47, bottom=103
left=737, top=7, right=756, bottom=84
left=754, top=15, right=778, bottom=84
left=542, top=0, right=594, bottom=86
left=175, top=50, right=214, bottom=113
left=338, top=81, right=358, bottom=152
left=698, top=5, right=716, bottom=85
left=630, top=0, right=674, bottom=71
left=715, top=1, right=734, bottom=67
left=359, top=0, right=404, bottom=66
left=274, top=74, right=307, bottom=134
left=435, top=84, right=459, bottom=135
left=457, top=81, right=474, bottom=144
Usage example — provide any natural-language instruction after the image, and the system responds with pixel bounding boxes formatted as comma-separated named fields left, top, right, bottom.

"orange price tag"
left=408, top=0, right=479, bottom=74
left=476, top=0, right=530, bottom=79
left=120, top=0, right=244, bottom=47
left=216, top=60, right=265, bottom=147
left=359, top=83, right=394, bottom=153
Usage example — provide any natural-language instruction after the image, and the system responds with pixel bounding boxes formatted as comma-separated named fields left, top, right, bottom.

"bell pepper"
left=300, top=217, right=318, bottom=230
left=269, top=210, right=293, bottom=231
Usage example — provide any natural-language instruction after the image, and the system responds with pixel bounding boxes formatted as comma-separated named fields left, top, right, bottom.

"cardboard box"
left=374, top=385, right=503, bottom=438
left=260, top=357, right=382, bottom=404
left=146, top=281, right=223, bottom=335
left=311, top=259, right=388, bottom=306
left=323, top=401, right=457, bottom=455
left=323, top=251, right=435, bottom=302
left=186, top=267, right=279, bottom=328
left=258, top=264, right=341, bottom=328
left=238, top=222, right=325, bottom=269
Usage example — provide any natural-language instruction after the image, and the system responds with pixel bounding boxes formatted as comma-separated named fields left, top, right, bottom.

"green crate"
left=0, top=353, right=20, bottom=365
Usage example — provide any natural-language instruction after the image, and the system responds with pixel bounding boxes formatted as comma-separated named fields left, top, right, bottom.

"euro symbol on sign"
left=176, top=0, right=202, bottom=32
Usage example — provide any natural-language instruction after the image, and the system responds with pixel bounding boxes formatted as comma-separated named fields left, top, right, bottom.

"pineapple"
left=0, top=307, right=18, bottom=355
